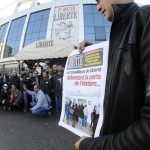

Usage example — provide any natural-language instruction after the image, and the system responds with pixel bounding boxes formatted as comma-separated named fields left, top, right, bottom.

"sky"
left=0, top=0, right=150, bottom=18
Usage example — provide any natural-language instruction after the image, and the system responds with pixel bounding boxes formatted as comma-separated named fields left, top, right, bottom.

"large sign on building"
left=52, top=5, right=79, bottom=42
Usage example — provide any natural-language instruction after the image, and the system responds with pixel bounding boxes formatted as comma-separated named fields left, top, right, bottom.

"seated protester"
left=10, top=84, right=21, bottom=110
left=0, top=84, right=11, bottom=111
left=23, top=84, right=49, bottom=116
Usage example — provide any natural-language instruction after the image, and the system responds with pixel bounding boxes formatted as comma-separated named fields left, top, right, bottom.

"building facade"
left=0, top=0, right=112, bottom=73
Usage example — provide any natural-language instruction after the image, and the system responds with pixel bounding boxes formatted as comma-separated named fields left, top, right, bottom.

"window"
left=4, top=16, right=26, bottom=58
left=84, top=5, right=111, bottom=43
left=84, top=33, right=95, bottom=43
left=95, top=26, right=106, bottom=41
left=24, top=9, right=50, bottom=47
left=83, top=5, right=93, bottom=13
left=84, top=27, right=94, bottom=34
left=93, top=14, right=104, bottom=26
left=0, top=23, right=8, bottom=56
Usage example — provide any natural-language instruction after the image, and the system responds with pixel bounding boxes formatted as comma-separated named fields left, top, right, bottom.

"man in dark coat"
left=40, top=71, right=53, bottom=106
left=75, top=0, right=150, bottom=150
left=9, top=71, right=20, bottom=90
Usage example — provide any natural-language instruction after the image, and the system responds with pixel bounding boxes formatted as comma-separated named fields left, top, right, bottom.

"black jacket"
left=40, top=78, right=53, bottom=97
left=0, top=89, right=11, bottom=104
left=55, top=77, right=63, bottom=97
left=80, top=3, right=150, bottom=150
left=9, top=75, right=20, bottom=89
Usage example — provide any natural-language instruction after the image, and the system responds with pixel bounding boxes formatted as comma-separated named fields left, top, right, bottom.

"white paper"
left=59, top=41, right=109, bottom=137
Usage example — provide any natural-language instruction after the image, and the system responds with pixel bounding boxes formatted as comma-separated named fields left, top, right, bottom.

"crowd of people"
left=0, top=63, right=64, bottom=116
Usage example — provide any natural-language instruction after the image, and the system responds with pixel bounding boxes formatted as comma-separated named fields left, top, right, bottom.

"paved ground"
left=0, top=110, right=79, bottom=150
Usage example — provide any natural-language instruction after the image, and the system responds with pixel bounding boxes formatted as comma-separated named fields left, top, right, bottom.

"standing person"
left=83, top=105, right=88, bottom=127
left=91, top=105, right=100, bottom=137
left=89, top=106, right=96, bottom=129
left=72, top=103, right=79, bottom=128
left=9, top=71, right=20, bottom=90
left=53, top=64, right=63, bottom=113
left=30, top=71, right=41, bottom=89
left=40, top=71, right=52, bottom=107
left=75, top=1, right=150, bottom=150
left=55, top=77, right=63, bottom=114
left=52, top=64, right=58, bottom=87
left=51, top=64, right=58, bottom=112
left=20, top=69, right=30, bottom=112
left=57, top=65, right=64, bottom=79
left=77, top=104, right=84, bottom=130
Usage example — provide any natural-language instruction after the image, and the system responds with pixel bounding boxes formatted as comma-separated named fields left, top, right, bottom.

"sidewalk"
left=0, top=110, right=78, bottom=150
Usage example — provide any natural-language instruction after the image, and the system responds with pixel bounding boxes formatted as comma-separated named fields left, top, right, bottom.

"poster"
left=36, top=67, right=41, bottom=75
left=59, top=41, right=109, bottom=137
left=52, top=5, right=79, bottom=41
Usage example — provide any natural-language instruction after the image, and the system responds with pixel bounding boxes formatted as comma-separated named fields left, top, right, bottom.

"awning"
left=15, top=39, right=75, bottom=61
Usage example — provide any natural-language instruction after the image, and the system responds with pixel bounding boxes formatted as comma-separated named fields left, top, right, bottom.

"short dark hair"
left=34, top=84, right=40, bottom=89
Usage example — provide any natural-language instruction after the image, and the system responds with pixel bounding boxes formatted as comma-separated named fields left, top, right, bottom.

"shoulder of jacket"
left=139, top=5, right=150, bottom=22
left=140, top=5, right=150, bottom=11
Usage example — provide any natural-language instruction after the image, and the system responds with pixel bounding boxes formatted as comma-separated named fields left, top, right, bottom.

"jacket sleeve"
left=31, top=93, right=44, bottom=111
left=26, top=89, right=35, bottom=96
left=79, top=6, right=150, bottom=150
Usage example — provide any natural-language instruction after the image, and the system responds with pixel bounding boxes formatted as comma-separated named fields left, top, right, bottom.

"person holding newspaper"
left=75, top=0, right=150, bottom=150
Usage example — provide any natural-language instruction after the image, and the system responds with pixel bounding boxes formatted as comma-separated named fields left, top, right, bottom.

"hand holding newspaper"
left=59, top=41, right=109, bottom=138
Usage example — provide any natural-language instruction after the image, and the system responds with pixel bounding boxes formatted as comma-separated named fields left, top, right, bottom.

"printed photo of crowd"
left=63, top=97, right=100, bottom=137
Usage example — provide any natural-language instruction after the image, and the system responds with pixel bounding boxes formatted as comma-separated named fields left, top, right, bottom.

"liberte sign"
left=35, top=40, right=53, bottom=48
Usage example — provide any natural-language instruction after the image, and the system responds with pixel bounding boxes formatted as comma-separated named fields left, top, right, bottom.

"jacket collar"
left=112, top=2, right=138, bottom=23
left=36, top=89, right=42, bottom=95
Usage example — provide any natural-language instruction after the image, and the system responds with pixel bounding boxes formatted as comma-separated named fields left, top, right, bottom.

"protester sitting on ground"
left=23, top=84, right=49, bottom=116
left=10, top=84, right=21, bottom=110
left=0, top=84, right=11, bottom=111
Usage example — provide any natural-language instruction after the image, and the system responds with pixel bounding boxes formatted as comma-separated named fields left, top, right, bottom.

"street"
left=0, top=110, right=78, bottom=150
